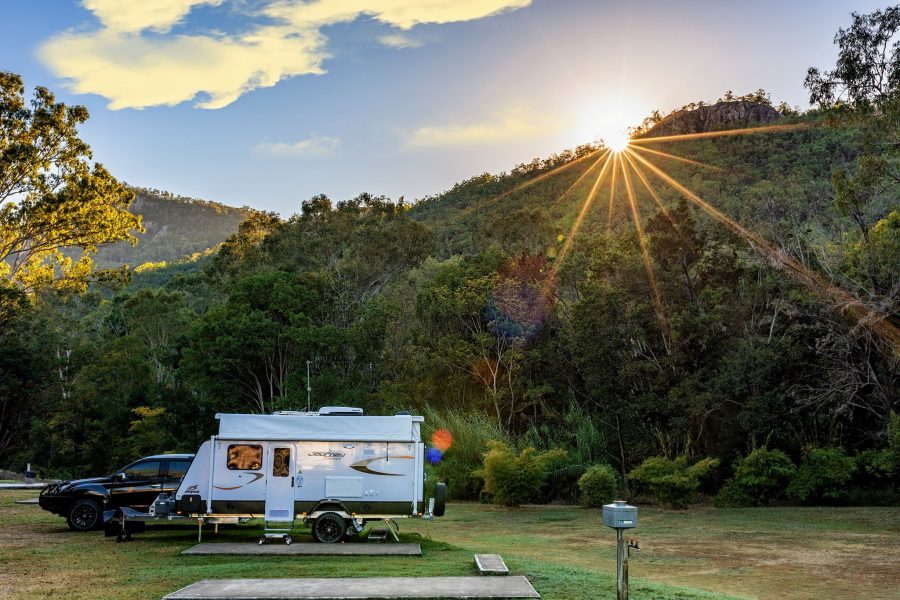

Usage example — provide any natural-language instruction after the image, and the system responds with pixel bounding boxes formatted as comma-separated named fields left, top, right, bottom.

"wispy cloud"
left=81, top=0, right=225, bottom=33
left=41, top=27, right=326, bottom=110
left=407, top=108, right=558, bottom=148
left=252, top=136, right=342, bottom=157
left=378, top=33, right=422, bottom=49
left=40, top=0, right=532, bottom=110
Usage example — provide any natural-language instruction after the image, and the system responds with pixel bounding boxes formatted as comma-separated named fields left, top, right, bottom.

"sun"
left=605, top=131, right=631, bottom=152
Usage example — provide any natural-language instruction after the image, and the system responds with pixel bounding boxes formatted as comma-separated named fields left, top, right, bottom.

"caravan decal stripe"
left=213, top=472, right=264, bottom=490
left=350, top=455, right=414, bottom=477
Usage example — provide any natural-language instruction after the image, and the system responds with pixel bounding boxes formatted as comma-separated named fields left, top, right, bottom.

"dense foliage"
left=91, top=188, right=252, bottom=270
left=787, top=447, right=857, bottom=503
left=627, top=455, right=719, bottom=509
left=578, top=464, right=620, bottom=508
left=715, top=447, right=796, bottom=507
left=0, top=8, right=898, bottom=509
left=0, top=71, right=140, bottom=316
left=478, top=441, right=567, bottom=506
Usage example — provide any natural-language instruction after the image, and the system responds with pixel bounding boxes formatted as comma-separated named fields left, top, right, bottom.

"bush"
left=715, top=447, right=795, bottom=507
left=535, top=448, right=581, bottom=503
left=422, top=408, right=512, bottom=501
left=479, top=441, right=565, bottom=506
left=628, top=455, right=719, bottom=509
left=787, top=447, right=856, bottom=503
left=522, top=401, right=607, bottom=503
left=578, top=464, right=620, bottom=507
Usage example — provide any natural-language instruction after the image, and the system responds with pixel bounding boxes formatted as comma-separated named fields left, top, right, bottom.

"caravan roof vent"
left=272, top=410, right=313, bottom=416
left=318, top=406, right=364, bottom=416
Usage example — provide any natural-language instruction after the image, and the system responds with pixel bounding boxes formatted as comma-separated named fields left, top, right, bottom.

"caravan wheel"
left=311, top=512, right=346, bottom=543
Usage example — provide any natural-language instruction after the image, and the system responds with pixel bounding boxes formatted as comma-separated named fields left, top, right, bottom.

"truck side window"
left=227, top=444, right=262, bottom=470
left=166, top=460, right=192, bottom=480
left=123, top=461, right=161, bottom=480
left=273, top=447, right=290, bottom=477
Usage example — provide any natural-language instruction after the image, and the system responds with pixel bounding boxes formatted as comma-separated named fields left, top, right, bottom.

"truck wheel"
left=311, top=512, right=346, bottom=543
left=433, top=483, right=447, bottom=517
left=67, top=498, right=102, bottom=531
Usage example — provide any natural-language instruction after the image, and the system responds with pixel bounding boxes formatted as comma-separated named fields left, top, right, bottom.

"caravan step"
left=474, top=554, right=509, bottom=576
left=163, top=576, right=540, bottom=599
left=182, top=542, right=421, bottom=556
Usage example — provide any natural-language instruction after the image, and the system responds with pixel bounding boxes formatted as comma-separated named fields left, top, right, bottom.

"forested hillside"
left=91, top=188, right=253, bottom=269
left=1, top=9, right=898, bottom=510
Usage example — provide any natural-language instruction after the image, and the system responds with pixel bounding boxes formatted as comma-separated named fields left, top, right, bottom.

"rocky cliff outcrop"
left=643, top=101, right=780, bottom=138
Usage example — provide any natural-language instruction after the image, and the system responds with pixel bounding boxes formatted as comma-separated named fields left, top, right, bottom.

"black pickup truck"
left=39, top=454, right=194, bottom=531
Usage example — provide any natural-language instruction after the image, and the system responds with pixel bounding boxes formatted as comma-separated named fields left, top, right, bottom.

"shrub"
left=422, top=408, right=512, bottom=501
left=479, top=441, right=565, bottom=506
left=628, top=455, right=719, bottom=509
left=787, top=447, right=856, bottom=503
left=535, top=448, right=581, bottom=503
left=855, top=448, right=894, bottom=481
left=715, top=447, right=795, bottom=507
left=578, top=464, right=620, bottom=508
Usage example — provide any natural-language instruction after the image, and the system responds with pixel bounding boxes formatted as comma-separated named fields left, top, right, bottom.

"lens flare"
left=426, top=448, right=444, bottom=464
left=453, top=147, right=604, bottom=220
left=556, top=150, right=615, bottom=266
left=630, top=122, right=808, bottom=145
left=431, top=428, right=454, bottom=452
left=631, top=144, right=723, bottom=171
left=620, top=156, right=666, bottom=325
left=625, top=147, right=900, bottom=348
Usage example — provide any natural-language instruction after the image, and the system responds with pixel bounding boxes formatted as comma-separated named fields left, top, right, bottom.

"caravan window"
left=227, top=444, right=262, bottom=470
left=273, top=447, right=290, bottom=477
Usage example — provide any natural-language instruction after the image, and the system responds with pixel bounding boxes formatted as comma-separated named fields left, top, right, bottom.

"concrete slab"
left=0, top=483, right=47, bottom=490
left=182, top=543, right=422, bottom=556
left=473, top=555, right=509, bottom=576
left=163, top=576, right=540, bottom=599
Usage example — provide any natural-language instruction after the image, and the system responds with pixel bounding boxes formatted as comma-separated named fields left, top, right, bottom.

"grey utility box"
left=603, top=500, right=637, bottom=529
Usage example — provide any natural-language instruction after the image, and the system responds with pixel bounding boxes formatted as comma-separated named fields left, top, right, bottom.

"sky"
left=0, top=0, right=890, bottom=215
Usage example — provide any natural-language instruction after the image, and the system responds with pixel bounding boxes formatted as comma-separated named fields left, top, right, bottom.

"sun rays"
left=628, top=122, right=808, bottom=145
left=545, top=122, right=900, bottom=349
left=630, top=144, right=724, bottom=171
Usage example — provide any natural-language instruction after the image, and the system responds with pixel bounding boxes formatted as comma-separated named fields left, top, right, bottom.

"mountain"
left=92, top=187, right=254, bottom=269
left=643, top=100, right=781, bottom=138
left=409, top=107, right=866, bottom=261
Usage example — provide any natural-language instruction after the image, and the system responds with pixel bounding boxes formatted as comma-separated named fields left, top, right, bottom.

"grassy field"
left=0, top=491, right=897, bottom=600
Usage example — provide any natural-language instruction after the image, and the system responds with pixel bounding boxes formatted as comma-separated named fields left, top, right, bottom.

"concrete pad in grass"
left=163, top=576, right=540, bottom=599
left=182, top=543, right=422, bottom=556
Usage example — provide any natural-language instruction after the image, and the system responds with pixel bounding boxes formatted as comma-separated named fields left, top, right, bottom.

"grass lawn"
left=0, top=492, right=896, bottom=600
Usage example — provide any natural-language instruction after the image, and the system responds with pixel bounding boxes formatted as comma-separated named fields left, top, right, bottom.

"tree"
left=646, top=199, right=702, bottom=302
left=805, top=6, right=900, bottom=109
left=0, top=72, right=141, bottom=314
left=118, top=289, right=196, bottom=386
left=182, top=272, right=323, bottom=413
left=800, top=7, right=900, bottom=433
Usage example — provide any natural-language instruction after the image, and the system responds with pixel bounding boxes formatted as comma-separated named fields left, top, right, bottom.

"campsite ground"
left=0, top=491, right=897, bottom=600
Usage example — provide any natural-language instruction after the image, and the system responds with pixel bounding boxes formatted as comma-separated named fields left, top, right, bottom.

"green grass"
left=2, top=492, right=898, bottom=599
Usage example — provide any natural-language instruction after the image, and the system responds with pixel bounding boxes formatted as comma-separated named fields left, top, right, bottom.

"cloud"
left=378, top=33, right=422, bottom=49
left=407, top=109, right=557, bottom=148
left=265, top=0, right=532, bottom=30
left=40, top=26, right=326, bottom=110
left=252, top=136, right=341, bottom=157
left=81, top=0, right=225, bottom=33
left=39, top=0, right=532, bottom=110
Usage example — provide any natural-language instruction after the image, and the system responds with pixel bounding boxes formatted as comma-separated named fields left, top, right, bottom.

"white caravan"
left=173, top=407, right=445, bottom=543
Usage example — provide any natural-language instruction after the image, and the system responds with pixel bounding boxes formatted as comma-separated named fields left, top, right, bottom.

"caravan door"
left=265, top=445, right=295, bottom=523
